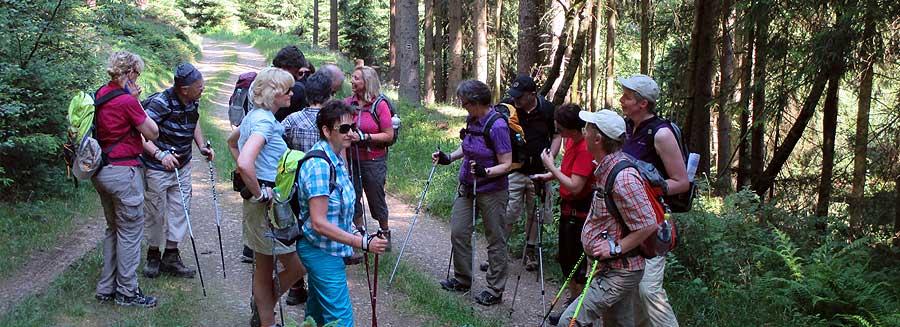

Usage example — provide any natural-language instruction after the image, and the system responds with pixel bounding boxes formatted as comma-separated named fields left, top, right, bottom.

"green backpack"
left=270, top=149, right=337, bottom=246
left=64, top=89, right=129, bottom=182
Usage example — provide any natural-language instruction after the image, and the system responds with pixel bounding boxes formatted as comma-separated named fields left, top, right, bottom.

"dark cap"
left=174, top=63, right=203, bottom=87
left=506, top=75, right=537, bottom=98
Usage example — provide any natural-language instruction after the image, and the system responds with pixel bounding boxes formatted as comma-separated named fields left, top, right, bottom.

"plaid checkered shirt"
left=582, top=151, right=656, bottom=272
left=282, top=107, right=321, bottom=152
left=297, top=140, right=356, bottom=257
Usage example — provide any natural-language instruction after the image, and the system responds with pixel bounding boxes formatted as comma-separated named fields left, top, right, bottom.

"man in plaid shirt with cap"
left=556, top=109, right=659, bottom=327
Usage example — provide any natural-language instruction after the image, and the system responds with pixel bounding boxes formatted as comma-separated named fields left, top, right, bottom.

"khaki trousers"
left=92, top=165, right=145, bottom=297
left=450, top=188, right=509, bottom=296
left=144, top=162, right=192, bottom=247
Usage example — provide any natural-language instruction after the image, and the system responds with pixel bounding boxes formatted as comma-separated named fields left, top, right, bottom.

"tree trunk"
left=552, top=0, right=595, bottom=106
left=397, top=0, right=421, bottom=104
left=492, top=0, right=503, bottom=101
left=517, top=0, right=539, bottom=75
left=736, top=20, right=754, bottom=190
left=546, top=0, right=569, bottom=81
left=895, top=176, right=900, bottom=240
left=683, top=0, right=718, bottom=176
left=602, top=0, right=617, bottom=108
left=640, top=0, right=650, bottom=74
left=588, top=3, right=598, bottom=109
left=540, top=1, right=582, bottom=97
left=424, top=0, right=435, bottom=104
left=850, top=17, right=876, bottom=228
left=473, top=0, right=488, bottom=82
left=749, top=9, right=769, bottom=192
left=390, top=0, right=399, bottom=83
left=447, top=0, right=463, bottom=100
left=329, top=0, right=338, bottom=50
left=716, top=0, right=735, bottom=194
left=815, top=70, right=842, bottom=219
left=313, top=0, right=319, bottom=46
left=434, top=0, right=447, bottom=102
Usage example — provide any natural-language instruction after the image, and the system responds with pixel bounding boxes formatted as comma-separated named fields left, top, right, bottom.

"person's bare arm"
left=484, top=152, right=512, bottom=178
left=237, top=134, right=265, bottom=197
left=227, top=129, right=241, bottom=161
left=654, top=128, right=690, bottom=195
left=194, top=124, right=214, bottom=161
left=136, top=117, right=159, bottom=141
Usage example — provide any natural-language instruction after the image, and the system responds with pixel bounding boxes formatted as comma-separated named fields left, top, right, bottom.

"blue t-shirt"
left=238, top=108, right=287, bottom=182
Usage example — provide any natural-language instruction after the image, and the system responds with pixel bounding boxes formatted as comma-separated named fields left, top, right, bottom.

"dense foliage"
left=177, top=0, right=229, bottom=31
left=0, top=0, right=197, bottom=201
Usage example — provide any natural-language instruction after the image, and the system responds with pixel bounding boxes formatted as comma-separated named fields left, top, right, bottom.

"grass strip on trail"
left=198, top=53, right=239, bottom=179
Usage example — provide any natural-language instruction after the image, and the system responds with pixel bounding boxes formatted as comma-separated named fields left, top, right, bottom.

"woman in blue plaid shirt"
left=295, top=100, right=388, bottom=326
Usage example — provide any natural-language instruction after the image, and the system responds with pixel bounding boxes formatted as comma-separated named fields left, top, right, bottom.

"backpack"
left=228, top=72, right=257, bottom=126
left=364, top=94, right=401, bottom=146
left=269, top=149, right=336, bottom=246
left=602, top=159, right=677, bottom=258
left=459, top=103, right=527, bottom=170
left=649, top=119, right=697, bottom=212
left=65, top=88, right=130, bottom=181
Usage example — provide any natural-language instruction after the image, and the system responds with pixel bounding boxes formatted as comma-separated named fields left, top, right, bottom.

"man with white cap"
left=618, top=74, right=684, bottom=326
left=557, top=109, right=658, bottom=327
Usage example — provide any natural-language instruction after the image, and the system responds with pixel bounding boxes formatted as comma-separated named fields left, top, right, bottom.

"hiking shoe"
left=115, top=288, right=158, bottom=308
left=439, top=278, right=470, bottom=293
left=285, top=285, right=308, bottom=306
left=524, top=248, right=538, bottom=272
left=241, top=245, right=255, bottom=264
left=143, top=247, right=162, bottom=278
left=161, top=249, right=196, bottom=278
left=479, top=261, right=489, bottom=272
left=474, top=290, right=502, bottom=306
left=95, top=292, right=115, bottom=303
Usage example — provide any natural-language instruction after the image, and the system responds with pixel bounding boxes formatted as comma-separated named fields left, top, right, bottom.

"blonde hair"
left=354, top=66, right=381, bottom=103
left=250, top=67, right=294, bottom=110
left=106, top=51, right=144, bottom=83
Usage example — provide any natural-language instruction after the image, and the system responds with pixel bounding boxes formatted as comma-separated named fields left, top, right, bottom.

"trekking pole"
left=507, top=275, right=521, bottom=318
left=266, top=206, right=286, bottom=327
left=174, top=162, right=207, bottom=297
left=539, top=253, right=585, bottom=327
left=470, top=172, right=478, bottom=299
left=508, top=192, right=540, bottom=317
left=445, top=252, right=453, bottom=280
left=389, top=157, right=438, bottom=285
left=567, top=259, right=601, bottom=327
left=536, top=182, right=549, bottom=314
left=373, top=239, right=381, bottom=327
left=206, top=141, right=227, bottom=279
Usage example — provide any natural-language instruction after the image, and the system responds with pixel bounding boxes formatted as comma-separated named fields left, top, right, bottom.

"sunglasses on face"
left=337, top=123, right=357, bottom=134
left=283, top=88, right=293, bottom=95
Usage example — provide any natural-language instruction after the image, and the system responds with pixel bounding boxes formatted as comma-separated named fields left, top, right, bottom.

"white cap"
left=617, top=74, right=659, bottom=103
left=578, top=110, right=626, bottom=141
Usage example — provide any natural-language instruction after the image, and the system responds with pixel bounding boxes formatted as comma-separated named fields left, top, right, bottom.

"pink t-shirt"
left=344, top=94, right=392, bottom=161
left=95, top=82, right=147, bottom=166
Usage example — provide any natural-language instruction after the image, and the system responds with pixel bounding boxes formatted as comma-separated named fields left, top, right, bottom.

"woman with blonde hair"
left=92, top=51, right=160, bottom=307
left=227, top=67, right=305, bottom=327
left=343, top=66, right=394, bottom=257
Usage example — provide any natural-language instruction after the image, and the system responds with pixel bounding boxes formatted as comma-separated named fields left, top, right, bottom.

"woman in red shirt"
left=535, top=103, right=595, bottom=306
left=344, top=66, right=395, bottom=253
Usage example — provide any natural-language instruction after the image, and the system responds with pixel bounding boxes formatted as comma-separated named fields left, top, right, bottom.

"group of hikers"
left=85, top=43, right=691, bottom=327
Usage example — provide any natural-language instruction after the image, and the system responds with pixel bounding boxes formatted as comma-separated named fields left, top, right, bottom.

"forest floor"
left=0, top=37, right=560, bottom=327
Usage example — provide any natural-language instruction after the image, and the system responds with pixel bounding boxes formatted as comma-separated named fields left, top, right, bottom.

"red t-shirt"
left=95, top=82, right=147, bottom=167
left=344, top=95, right=392, bottom=161
left=560, top=137, right=596, bottom=201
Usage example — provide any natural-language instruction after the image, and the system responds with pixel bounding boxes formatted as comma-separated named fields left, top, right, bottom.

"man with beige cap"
left=618, top=74, right=684, bottom=327
left=556, top=109, right=659, bottom=326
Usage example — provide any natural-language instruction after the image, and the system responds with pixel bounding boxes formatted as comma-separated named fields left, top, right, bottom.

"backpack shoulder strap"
left=297, top=149, right=337, bottom=194
left=604, top=160, right=637, bottom=235
left=481, top=112, right=503, bottom=152
left=91, top=88, right=131, bottom=154
left=649, top=117, right=688, bottom=162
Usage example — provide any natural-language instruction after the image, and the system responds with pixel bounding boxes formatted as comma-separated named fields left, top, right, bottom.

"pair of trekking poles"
left=170, top=142, right=229, bottom=298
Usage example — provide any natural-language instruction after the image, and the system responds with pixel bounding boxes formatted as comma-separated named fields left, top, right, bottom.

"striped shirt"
left=282, top=107, right=321, bottom=152
left=582, top=151, right=655, bottom=271
left=297, top=141, right=356, bottom=257
left=142, top=88, right=198, bottom=170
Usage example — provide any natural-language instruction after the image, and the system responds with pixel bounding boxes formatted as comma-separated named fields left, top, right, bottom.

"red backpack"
left=228, top=72, right=257, bottom=126
left=602, top=159, right=677, bottom=258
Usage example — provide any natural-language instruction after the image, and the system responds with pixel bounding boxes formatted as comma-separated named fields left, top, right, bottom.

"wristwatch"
left=607, top=239, right=622, bottom=257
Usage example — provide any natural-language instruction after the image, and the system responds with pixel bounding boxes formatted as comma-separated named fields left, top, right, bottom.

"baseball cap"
left=506, top=75, right=537, bottom=98
left=617, top=74, right=659, bottom=103
left=578, top=109, right=626, bottom=141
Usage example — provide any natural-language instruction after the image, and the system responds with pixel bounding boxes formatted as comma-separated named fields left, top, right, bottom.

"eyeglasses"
left=337, top=123, right=357, bottom=134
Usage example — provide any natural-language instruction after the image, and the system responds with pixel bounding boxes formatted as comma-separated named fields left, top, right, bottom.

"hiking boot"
left=143, top=247, right=162, bottom=278
left=439, top=278, right=470, bottom=293
left=474, top=290, right=502, bottom=306
left=285, top=284, right=308, bottom=306
left=241, top=245, right=255, bottom=264
left=160, top=249, right=196, bottom=278
left=115, top=288, right=158, bottom=308
left=479, top=261, right=489, bottom=272
left=95, top=292, right=115, bottom=303
left=549, top=312, right=562, bottom=325
left=524, top=247, right=538, bottom=272
left=380, top=229, right=392, bottom=252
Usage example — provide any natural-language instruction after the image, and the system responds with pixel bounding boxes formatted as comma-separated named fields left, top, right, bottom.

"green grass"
left=198, top=54, right=240, bottom=179
left=0, top=248, right=203, bottom=326
left=0, top=187, right=99, bottom=278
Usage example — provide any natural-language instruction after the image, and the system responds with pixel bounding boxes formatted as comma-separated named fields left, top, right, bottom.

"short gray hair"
left=456, top=80, right=492, bottom=106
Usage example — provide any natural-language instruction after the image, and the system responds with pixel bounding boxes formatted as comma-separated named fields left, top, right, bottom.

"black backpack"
left=650, top=119, right=696, bottom=213
left=362, top=94, right=401, bottom=146
left=459, top=104, right=527, bottom=170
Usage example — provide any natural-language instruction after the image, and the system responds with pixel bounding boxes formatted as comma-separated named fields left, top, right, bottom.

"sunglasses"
left=337, top=123, right=357, bottom=134
left=283, top=88, right=293, bottom=95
